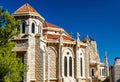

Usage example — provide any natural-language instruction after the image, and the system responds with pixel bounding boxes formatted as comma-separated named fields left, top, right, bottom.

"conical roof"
left=13, top=3, right=44, bottom=21
left=13, top=3, right=39, bottom=15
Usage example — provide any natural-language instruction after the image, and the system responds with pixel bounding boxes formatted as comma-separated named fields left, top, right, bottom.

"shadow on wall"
left=116, top=79, right=120, bottom=82
left=102, top=76, right=109, bottom=82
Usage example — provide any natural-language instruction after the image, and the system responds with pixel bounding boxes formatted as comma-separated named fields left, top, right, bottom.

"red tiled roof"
left=14, top=3, right=39, bottom=15
left=62, top=36, right=74, bottom=41
left=43, top=22, right=74, bottom=41
left=43, top=22, right=60, bottom=28
left=43, top=34, right=74, bottom=41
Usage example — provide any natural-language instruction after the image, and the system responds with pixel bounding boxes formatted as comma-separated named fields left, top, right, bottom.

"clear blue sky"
left=0, top=0, right=120, bottom=65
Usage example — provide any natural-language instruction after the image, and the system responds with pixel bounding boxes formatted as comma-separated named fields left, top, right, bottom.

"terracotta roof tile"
left=62, top=36, right=74, bottom=41
left=14, top=3, right=39, bottom=15
left=43, top=34, right=74, bottom=41
left=43, top=22, right=60, bottom=28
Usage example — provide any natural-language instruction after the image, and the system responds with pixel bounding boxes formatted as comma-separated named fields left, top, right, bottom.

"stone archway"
left=46, top=47, right=57, bottom=80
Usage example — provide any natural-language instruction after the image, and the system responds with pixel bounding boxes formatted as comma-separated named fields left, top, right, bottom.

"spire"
left=104, top=52, right=107, bottom=58
left=104, top=51, right=109, bottom=76
left=104, top=51, right=108, bottom=65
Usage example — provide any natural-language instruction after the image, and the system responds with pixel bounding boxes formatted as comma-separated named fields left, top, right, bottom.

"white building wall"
left=26, top=36, right=36, bottom=82
left=20, top=18, right=43, bottom=35
left=113, top=58, right=120, bottom=82
left=62, top=47, right=75, bottom=82
left=22, top=17, right=44, bottom=82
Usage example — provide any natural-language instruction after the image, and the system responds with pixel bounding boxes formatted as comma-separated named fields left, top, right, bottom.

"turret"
left=13, top=3, right=44, bottom=36
left=104, top=52, right=108, bottom=66
left=104, top=52, right=109, bottom=76
left=12, top=3, right=45, bottom=82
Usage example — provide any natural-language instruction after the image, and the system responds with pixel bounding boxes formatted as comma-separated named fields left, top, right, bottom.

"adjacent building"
left=113, top=57, right=120, bottom=82
left=12, top=3, right=109, bottom=82
left=109, top=65, right=113, bottom=82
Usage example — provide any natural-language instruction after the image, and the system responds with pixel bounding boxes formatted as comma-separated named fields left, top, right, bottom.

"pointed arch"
left=62, top=48, right=74, bottom=57
left=80, top=57, right=83, bottom=76
left=64, top=56, right=67, bottom=76
left=69, top=57, right=72, bottom=76
left=62, top=48, right=74, bottom=77
left=31, top=23, right=35, bottom=33
left=45, top=46, right=57, bottom=79
left=79, top=48, right=85, bottom=77
left=22, top=21, right=26, bottom=33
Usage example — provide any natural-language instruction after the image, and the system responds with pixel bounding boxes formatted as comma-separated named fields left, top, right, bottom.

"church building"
left=12, top=3, right=109, bottom=82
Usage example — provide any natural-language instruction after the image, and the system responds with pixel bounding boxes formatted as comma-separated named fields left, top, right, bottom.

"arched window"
left=92, top=69, right=94, bottom=76
left=22, top=22, right=25, bottom=33
left=63, top=49, right=74, bottom=77
left=80, top=57, right=83, bottom=76
left=69, top=57, right=72, bottom=76
left=64, top=56, right=67, bottom=76
left=31, top=23, right=35, bottom=33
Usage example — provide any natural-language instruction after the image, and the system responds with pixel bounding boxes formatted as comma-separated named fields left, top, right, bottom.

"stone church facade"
left=12, top=3, right=109, bottom=82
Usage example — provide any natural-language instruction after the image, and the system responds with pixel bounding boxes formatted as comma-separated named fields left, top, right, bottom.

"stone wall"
left=113, top=58, right=120, bottom=82
left=27, top=36, right=36, bottom=81
left=35, top=36, right=41, bottom=81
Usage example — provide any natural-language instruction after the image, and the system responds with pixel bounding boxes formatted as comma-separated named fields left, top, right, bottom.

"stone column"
left=25, top=35, right=36, bottom=82
left=58, top=31, right=63, bottom=82
left=75, top=32, right=80, bottom=81
left=38, top=39, right=46, bottom=82
left=47, top=54, right=50, bottom=82
left=58, top=44, right=63, bottom=82
left=75, top=46, right=79, bottom=79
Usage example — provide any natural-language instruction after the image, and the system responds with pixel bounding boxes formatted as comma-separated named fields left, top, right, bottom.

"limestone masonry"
left=12, top=3, right=109, bottom=82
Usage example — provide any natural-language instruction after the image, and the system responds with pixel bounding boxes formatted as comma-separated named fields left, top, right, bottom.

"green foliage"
left=0, top=41, right=26, bottom=82
left=0, top=6, right=20, bottom=46
left=0, top=7, right=26, bottom=82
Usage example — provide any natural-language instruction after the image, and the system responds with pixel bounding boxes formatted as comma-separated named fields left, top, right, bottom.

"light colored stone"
left=12, top=3, right=109, bottom=82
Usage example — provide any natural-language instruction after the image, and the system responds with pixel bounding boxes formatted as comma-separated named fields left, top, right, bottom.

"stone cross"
left=70, top=32, right=73, bottom=37
left=77, top=32, right=80, bottom=40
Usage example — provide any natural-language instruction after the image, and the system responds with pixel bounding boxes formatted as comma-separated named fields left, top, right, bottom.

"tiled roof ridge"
left=14, top=3, right=39, bottom=15
left=43, top=21, right=74, bottom=41
left=26, top=3, right=30, bottom=12
left=43, top=34, right=74, bottom=41
left=43, top=21, right=61, bottom=28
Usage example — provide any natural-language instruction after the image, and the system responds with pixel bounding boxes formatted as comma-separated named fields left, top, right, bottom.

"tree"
left=0, top=41, right=26, bottom=82
left=0, top=7, right=26, bottom=82
left=0, top=7, right=20, bottom=46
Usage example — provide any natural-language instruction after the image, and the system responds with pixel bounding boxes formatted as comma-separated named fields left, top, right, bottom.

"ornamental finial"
left=77, top=32, right=80, bottom=40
